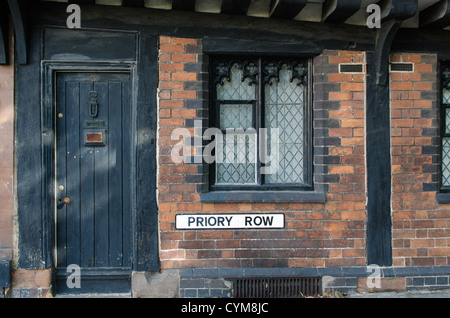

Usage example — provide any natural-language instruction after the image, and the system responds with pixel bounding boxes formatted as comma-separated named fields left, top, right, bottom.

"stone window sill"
left=436, top=193, right=450, bottom=204
left=200, top=191, right=326, bottom=203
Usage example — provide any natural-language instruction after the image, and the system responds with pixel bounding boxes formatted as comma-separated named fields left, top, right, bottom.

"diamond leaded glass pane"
left=443, top=138, right=450, bottom=186
left=216, top=133, right=257, bottom=185
left=217, top=63, right=256, bottom=101
left=220, top=104, right=253, bottom=130
left=443, top=88, right=450, bottom=105
left=265, top=66, right=305, bottom=184
left=446, top=109, right=450, bottom=134
left=444, top=86, right=450, bottom=134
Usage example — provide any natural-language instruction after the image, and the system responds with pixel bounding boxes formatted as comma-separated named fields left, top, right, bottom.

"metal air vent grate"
left=340, top=64, right=364, bottom=73
left=390, top=63, right=414, bottom=72
left=233, top=277, right=321, bottom=298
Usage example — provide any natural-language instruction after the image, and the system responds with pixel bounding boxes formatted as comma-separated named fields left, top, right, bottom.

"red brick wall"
left=0, top=27, right=14, bottom=259
left=390, top=53, right=450, bottom=267
left=157, top=36, right=367, bottom=270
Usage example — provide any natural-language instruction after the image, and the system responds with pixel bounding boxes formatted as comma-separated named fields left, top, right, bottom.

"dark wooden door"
left=55, top=72, right=132, bottom=274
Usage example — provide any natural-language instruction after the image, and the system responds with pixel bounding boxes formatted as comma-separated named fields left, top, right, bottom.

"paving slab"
left=348, top=289, right=450, bottom=298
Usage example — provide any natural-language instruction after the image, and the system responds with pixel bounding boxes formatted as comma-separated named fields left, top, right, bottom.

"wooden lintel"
left=7, top=0, right=27, bottom=65
left=221, top=0, right=252, bottom=15
left=269, top=0, right=308, bottom=20
left=322, top=0, right=362, bottom=23
left=419, top=0, right=450, bottom=29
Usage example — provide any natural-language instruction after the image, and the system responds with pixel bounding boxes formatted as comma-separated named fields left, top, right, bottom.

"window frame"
left=440, top=61, right=450, bottom=193
left=208, top=55, right=314, bottom=192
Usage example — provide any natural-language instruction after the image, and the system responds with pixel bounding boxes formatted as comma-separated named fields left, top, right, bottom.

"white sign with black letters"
left=175, top=214, right=285, bottom=230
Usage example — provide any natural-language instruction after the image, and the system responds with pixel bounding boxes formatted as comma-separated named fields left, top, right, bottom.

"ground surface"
left=347, top=289, right=450, bottom=298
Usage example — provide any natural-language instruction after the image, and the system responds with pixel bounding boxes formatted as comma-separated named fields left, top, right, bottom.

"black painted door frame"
left=17, top=25, right=159, bottom=274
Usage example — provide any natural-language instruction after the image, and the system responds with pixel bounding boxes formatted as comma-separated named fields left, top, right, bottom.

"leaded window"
left=442, top=65, right=450, bottom=188
left=210, top=57, right=312, bottom=191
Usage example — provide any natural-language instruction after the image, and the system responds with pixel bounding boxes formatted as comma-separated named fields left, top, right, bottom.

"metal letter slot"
left=84, top=129, right=107, bottom=147
left=86, top=133, right=103, bottom=143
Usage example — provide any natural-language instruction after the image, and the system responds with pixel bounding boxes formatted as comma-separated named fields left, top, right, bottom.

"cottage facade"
left=0, top=0, right=450, bottom=298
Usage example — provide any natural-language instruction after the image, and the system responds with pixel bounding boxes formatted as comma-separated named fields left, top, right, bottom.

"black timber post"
left=135, top=31, right=160, bottom=271
left=366, top=0, right=418, bottom=267
left=366, top=46, right=395, bottom=266
left=16, top=25, right=43, bottom=269
left=366, top=20, right=400, bottom=266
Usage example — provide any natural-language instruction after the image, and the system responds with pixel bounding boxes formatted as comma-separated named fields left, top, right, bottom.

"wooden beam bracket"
left=7, top=0, right=27, bottom=65
left=374, top=0, right=418, bottom=85
left=375, top=19, right=402, bottom=86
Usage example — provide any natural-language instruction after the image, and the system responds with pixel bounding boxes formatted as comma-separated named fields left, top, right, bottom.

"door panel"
left=56, top=72, right=132, bottom=270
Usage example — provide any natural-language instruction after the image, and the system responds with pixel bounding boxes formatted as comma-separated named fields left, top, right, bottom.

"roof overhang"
left=3, top=0, right=450, bottom=65
left=39, top=0, right=450, bottom=30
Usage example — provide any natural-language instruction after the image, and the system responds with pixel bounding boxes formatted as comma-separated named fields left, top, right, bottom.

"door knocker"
left=89, top=90, right=99, bottom=118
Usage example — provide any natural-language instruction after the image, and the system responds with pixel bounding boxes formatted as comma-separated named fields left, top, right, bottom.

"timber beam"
left=122, top=0, right=145, bottom=7
left=68, top=0, right=95, bottom=4
left=221, top=0, right=252, bottom=15
left=321, top=0, right=361, bottom=24
left=269, top=0, right=308, bottom=20
left=172, top=0, right=195, bottom=11
left=420, top=0, right=450, bottom=29
left=379, top=0, right=418, bottom=22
